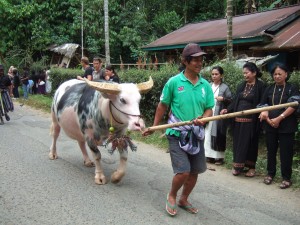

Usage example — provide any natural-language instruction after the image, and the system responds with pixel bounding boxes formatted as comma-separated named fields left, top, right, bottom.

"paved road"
left=0, top=103, right=299, bottom=225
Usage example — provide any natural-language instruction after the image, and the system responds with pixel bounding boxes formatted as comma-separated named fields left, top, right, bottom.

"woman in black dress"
left=222, top=62, right=265, bottom=177
left=259, top=63, right=299, bottom=189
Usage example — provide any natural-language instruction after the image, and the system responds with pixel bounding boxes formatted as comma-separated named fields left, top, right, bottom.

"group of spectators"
left=77, top=56, right=120, bottom=83
left=204, top=61, right=299, bottom=191
left=143, top=43, right=300, bottom=217
left=5, top=65, right=49, bottom=100
left=0, top=64, right=51, bottom=125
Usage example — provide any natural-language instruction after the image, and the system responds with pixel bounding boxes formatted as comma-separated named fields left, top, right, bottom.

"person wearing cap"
left=0, top=64, right=14, bottom=125
left=259, top=62, right=300, bottom=189
left=143, top=43, right=214, bottom=216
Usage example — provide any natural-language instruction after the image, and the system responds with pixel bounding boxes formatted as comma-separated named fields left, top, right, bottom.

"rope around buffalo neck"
left=109, top=101, right=124, bottom=124
left=109, top=101, right=141, bottom=117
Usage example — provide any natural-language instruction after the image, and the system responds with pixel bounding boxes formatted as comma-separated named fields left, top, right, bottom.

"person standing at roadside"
left=205, top=66, right=232, bottom=165
left=143, top=43, right=214, bottom=216
left=20, top=69, right=29, bottom=100
left=259, top=63, right=300, bottom=189
left=0, top=64, right=14, bottom=125
left=221, top=62, right=265, bottom=177
left=12, top=68, right=20, bottom=98
left=101, top=65, right=120, bottom=83
left=7, top=66, right=14, bottom=97
left=92, top=57, right=104, bottom=81
left=77, top=57, right=93, bottom=81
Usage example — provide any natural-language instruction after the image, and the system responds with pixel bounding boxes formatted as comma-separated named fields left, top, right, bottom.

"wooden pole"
left=146, top=101, right=299, bottom=132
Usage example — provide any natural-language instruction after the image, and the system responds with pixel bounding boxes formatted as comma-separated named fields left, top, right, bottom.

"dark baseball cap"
left=182, top=43, right=206, bottom=58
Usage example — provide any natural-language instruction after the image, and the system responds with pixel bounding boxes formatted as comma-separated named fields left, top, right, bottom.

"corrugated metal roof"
left=143, top=5, right=300, bottom=51
left=252, top=17, right=300, bottom=50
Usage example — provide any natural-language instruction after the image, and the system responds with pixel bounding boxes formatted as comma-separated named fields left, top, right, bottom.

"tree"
left=227, top=0, right=233, bottom=61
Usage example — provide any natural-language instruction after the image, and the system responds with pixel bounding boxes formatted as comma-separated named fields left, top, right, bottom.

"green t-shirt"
left=160, top=72, right=215, bottom=136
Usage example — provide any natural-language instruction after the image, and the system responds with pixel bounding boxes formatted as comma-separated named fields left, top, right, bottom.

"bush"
left=119, top=65, right=178, bottom=124
left=49, top=68, right=83, bottom=95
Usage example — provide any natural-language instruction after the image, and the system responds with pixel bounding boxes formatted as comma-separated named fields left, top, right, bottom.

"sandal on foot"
left=245, top=169, right=256, bottom=177
left=166, top=193, right=177, bottom=216
left=232, top=169, right=241, bottom=176
left=178, top=204, right=198, bottom=214
left=215, top=159, right=224, bottom=165
left=206, top=157, right=215, bottom=164
left=279, top=180, right=292, bottom=189
left=263, top=176, right=273, bottom=185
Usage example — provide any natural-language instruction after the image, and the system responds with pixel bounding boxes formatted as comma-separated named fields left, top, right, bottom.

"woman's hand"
left=215, top=96, right=224, bottom=102
left=259, top=111, right=268, bottom=121
left=220, top=109, right=227, bottom=115
left=267, top=117, right=282, bottom=128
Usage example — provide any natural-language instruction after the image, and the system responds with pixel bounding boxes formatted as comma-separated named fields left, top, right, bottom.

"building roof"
left=143, top=5, right=300, bottom=51
left=251, top=17, right=300, bottom=50
left=50, top=43, right=79, bottom=58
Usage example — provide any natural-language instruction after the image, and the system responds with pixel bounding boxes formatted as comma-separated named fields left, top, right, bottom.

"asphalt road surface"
left=0, top=103, right=299, bottom=225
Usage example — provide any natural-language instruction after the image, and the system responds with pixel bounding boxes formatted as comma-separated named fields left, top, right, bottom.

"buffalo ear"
left=101, top=92, right=118, bottom=101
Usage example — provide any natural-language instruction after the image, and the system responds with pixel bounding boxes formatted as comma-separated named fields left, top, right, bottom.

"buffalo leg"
left=49, top=120, right=60, bottom=160
left=78, top=141, right=94, bottom=167
left=88, top=142, right=107, bottom=185
left=111, top=149, right=128, bottom=183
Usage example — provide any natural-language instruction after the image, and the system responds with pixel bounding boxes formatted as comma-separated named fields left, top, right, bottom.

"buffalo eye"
left=120, top=98, right=126, bottom=104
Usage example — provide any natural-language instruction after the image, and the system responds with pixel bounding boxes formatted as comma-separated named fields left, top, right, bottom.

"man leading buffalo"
left=143, top=43, right=214, bottom=216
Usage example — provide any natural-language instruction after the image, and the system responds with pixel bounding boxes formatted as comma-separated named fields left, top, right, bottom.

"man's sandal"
left=279, top=180, right=292, bottom=189
left=263, top=176, right=273, bottom=185
left=178, top=204, right=199, bottom=214
left=166, top=193, right=177, bottom=216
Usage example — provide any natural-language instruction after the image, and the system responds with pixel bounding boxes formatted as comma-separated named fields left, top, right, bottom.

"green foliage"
left=49, top=68, right=82, bottom=94
left=120, top=65, right=178, bottom=123
left=1, top=0, right=298, bottom=68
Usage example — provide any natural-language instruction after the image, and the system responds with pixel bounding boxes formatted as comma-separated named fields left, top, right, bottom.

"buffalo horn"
left=84, top=78, right=120, bottom=95
left=136, top=77, right=153, bottom=93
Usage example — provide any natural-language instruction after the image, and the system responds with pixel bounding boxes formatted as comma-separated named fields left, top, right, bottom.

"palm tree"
left=104, top=0, right=110, bottom=64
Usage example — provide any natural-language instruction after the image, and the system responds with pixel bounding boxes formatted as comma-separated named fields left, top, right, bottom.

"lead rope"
left=109, top=107, right=115, bottom=134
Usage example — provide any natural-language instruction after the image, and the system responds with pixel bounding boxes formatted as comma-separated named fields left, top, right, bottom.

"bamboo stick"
left=146, top=101, right=299, bottom=132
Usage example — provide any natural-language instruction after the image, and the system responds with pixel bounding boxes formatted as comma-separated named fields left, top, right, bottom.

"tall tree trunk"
left=81, top=1, right=84, bottom=58
left=104, top=0, right=110, bottom=65
left=227, top=0, right=233, bottom=61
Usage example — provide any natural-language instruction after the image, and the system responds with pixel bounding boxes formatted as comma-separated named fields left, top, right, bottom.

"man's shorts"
left=167, top=135, right=207, bottom=174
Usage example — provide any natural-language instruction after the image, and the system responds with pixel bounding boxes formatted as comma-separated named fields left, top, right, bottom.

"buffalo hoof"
left=111, top=170, right=125, bottom=184
left=84, top=160, right=95, bottom=167
left=49, top=152, right=58, bottom=160
left=95, top=174, right=107, bottom=185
